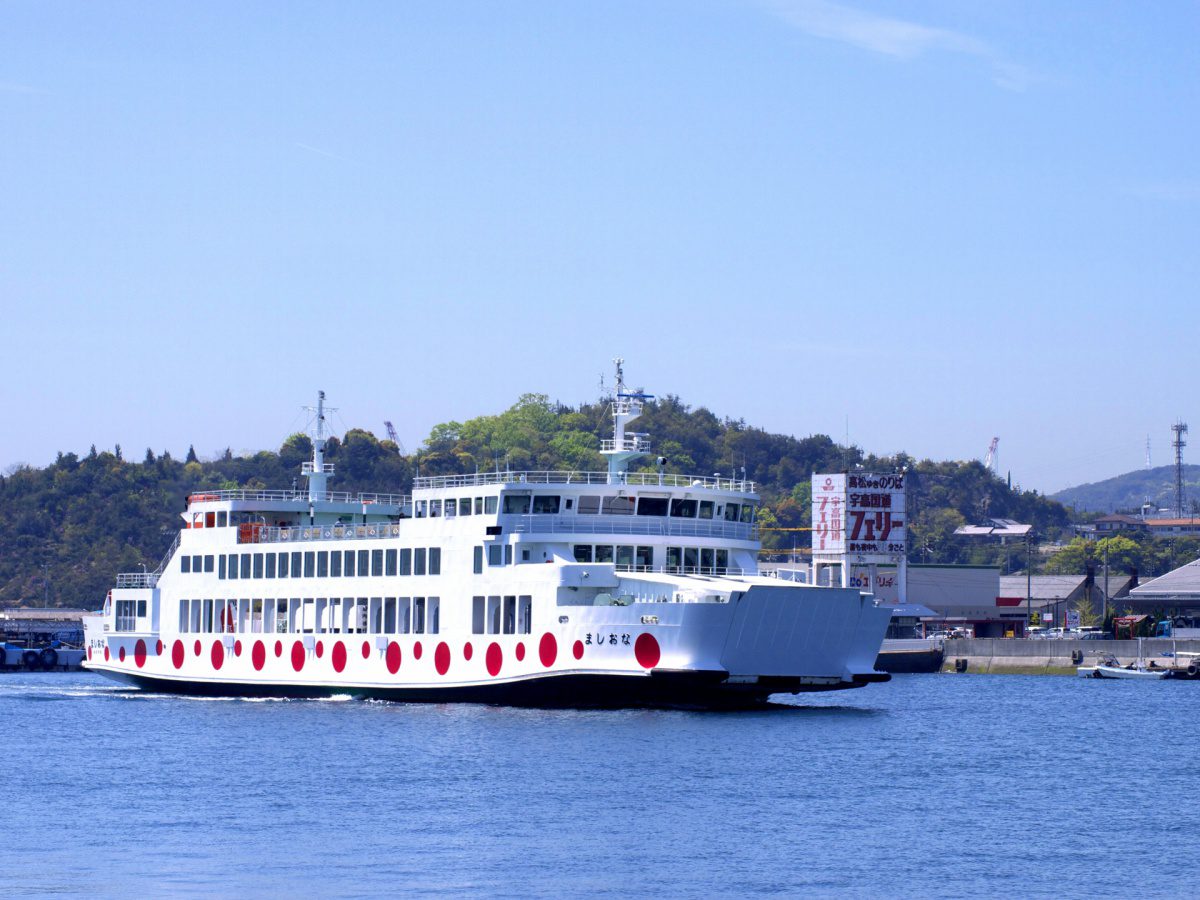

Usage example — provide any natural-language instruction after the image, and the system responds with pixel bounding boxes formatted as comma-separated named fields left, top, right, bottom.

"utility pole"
left=1172, top=421, right=1188, bottom=517
left=1102, top=542, right=1110, bottom=627
left=1025, top=530, right=1032, bottom=633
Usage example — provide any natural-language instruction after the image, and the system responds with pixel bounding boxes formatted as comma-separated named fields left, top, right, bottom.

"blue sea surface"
left=1, top=671, right=1197, bottom=898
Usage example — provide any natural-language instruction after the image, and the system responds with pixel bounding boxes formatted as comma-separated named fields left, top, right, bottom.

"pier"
left=941, top=637, right=1200, bottom=676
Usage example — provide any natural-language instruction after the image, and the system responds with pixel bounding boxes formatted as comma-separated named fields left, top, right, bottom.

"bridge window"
left=724, top=503, right=740, bottom=522
left=740, top=504, right=754, bottom=523
left=699, top=501, right=714, bottom=520
left=578, top=495, right=601, bottom=515
left=573, top=545, right=593, bottom=563
left=701, top=548, right=715, bottom=572
left=602, top=496, right=634, bottom=515
left=716, top=549, right=729, bottom=573
left=636, top=546, right=653, bottom=568
left=615, top=546, right=634, bottom=568
left=670, top=499, right=697, bottom=518
left=532, top=495, right=560, bottom=514
left=637, top=497, right=668, bottom=516
left=595, top=545, right=614, bottom=563
left=684, top=548, right=699, bottom=570
left=666, top=547, right=682, bottom=572
left=502, top=494, right=531, bottom=514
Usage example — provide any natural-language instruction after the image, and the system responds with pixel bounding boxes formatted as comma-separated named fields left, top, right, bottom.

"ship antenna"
left=600, top=357, right=653, bottom=483
left=302, top=390, right=337, bottom=500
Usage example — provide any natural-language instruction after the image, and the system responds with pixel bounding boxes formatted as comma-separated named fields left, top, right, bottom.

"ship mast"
left=600, top=358, right=653, bottom=483
left=301, top=390, right=336, bottom=500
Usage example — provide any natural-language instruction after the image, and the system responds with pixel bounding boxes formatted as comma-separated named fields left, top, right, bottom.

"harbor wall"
left=940, top=638, right=1200, bottom=675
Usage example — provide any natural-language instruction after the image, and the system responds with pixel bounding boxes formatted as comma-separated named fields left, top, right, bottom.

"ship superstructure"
left=84, top=367, right=890, bottom=706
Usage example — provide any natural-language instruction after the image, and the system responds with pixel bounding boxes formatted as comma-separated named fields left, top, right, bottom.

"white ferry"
left=84, top=364, right=891, bottom=707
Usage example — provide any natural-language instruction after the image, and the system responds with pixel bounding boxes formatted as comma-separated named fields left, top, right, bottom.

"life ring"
left=40, top=648, right=58, bottom=669
left=302, top=528, right=313, bottom=539
left=368, top=527, right=377, bottom=537
left=281, top=531, right=290, bottom=541
left=322, top=527, right=333, bottom=539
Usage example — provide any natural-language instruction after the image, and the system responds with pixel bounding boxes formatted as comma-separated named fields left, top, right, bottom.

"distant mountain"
left=1052, top=464, right=1200, bottom=514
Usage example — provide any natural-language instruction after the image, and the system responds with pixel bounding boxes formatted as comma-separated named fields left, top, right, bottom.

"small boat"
left=1077, top=640, right=1170, bottom=680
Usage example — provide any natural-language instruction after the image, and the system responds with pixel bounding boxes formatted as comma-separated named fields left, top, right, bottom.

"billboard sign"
left=813, top=472, right=906, bottom=563
left=811, top=474, right=846, bottom=554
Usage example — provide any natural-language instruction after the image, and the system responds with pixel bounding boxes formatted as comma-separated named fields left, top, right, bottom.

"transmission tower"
left=1172, top=420, right=1188, bottom=516
left=383, top=421, right=406, bottom=455
left=1146, top=435, right=1152, bottom=470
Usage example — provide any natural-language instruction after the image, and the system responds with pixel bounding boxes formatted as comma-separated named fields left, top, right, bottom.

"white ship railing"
left=188, top=489, right=409, bottom=506
left=600, top=435, right=650, bottom=453
left=615, top=565, right=756, bottom=577
left=509, top=514, right=757, bottom=541
left=414, top=471, right=756, bottom=492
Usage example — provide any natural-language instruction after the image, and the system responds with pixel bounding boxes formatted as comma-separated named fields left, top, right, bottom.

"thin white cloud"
left=757, top=0, right=1032, bottom=90
left=0, top=80, right=47, bottom=95
left=294, top=142, right=353, bottom=164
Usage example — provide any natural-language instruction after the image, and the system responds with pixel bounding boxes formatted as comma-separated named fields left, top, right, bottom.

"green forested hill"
left=1, top=393, right=1072, bottom=607
left=1051, top=464, right=1200, bottom=514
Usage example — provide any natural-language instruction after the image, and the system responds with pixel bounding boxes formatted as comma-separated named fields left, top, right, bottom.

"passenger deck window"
left=429, top=548, right=441, bottom=575
left=181, top=556, right=191, bottom=574
left=414, top=548, right=427, bottom=576
left=343, top=550, right=355, bottom=577
left=472, top=596, right=485, bottom=634
left=266, top=554, right=276, bottom=578
left=429, top=499, right=442, bottom=517
left=400, top=548, right=412, bottom=576
left=330, top=552, right=342, bottom=577
left=459, top=498, right=472, bottom=516
left=317, top=552, right=328, bottom=578
left=278, top=552, right=289, bottom=578
left=474, top=497, right=484, bottom=515
left=385, top=549, right=397, bottom=576
left=444, top=499, right=456, bottom=518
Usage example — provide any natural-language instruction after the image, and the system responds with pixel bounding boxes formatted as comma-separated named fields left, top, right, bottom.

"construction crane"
left=984, top=437, right=999, bottom=475
left=383, top=421, right=406, bottom=455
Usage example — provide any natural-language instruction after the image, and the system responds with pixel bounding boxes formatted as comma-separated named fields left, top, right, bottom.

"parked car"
left=1079, top=631, right=1110, bottom=640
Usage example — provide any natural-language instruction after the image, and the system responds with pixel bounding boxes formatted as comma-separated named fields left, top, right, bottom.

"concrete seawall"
left=940, top=638, right=1200, bottom=675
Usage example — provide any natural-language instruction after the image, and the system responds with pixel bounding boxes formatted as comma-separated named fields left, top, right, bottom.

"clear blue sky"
left=3, top=1, right=1197, bottom=493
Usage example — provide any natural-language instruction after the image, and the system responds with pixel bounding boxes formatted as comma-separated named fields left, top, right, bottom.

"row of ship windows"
left=572, top=545, right=732, bottom=572
left=471, top=596, right=533, bottom=635
left=176, top=596, right=441, bottom=635
left=416, top=494, right=757, bottom=521
left=181, top=548, right=443, bottom=579
left=497, top=495, right=756, bottom=521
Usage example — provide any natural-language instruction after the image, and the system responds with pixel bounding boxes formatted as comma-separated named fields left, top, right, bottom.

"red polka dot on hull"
left=275, top=640, right=283, bottom=658
left=211, top=640, right=224, bottom=670
left=515, top=642, right=526, bottom=662
left=134, top=639, right=147, bottom=668
left=572, top=640, right=584, bottom=660
left=386, top=641, right=402, bottom=674
left=413, top=641, right=423, bottom=660
left=361, top=640, right=371, bottom=659
left=103, top=646, right=110, bottom=662
left=156, top=639, right=163, bottom=656
left=291, top=641, right=305, bottom=672
left=252, top=640, right=266, bottom=671
left=463, top=642, right=473, bottom=661
left=634, top=633, right=661, bottom=669
left=332, top=641, right=347, bottom=673
left=194, top=640, right=202, bottom=657
left=485, top=643, right=502, bottom=677
left=315, top=641, right=324, bottom=659
left=434, top=642, right=451, bottom=676
left=118, top=646, right=126, bottom=663
left=539, top=633, right=557, bottom=667
left=234, top=640, right=243, bottom=657
left=172, top=640, right=185, bottom=669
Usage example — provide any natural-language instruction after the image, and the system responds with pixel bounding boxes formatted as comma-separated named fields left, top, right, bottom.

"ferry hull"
left=89, top=666, right=885, bottom=708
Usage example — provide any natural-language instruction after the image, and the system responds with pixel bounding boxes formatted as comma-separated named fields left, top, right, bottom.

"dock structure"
left=1, top=608, right=88, bottom=671
left=941, top=637, right=1200, bottom=677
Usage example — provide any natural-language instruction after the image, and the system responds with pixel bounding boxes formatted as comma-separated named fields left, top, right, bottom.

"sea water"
left=1, top=671, right=1197, bottom=898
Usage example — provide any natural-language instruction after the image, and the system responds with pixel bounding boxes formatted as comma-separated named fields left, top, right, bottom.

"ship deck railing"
left=615, top=565, right=757, bottom=577
left=188, top=489, right=409, bottom=506
left=510, top=514, right=757, bottom=540
left=413, top=470, right=756, bottom=493
left=239, top=523, right=405, bottom=544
